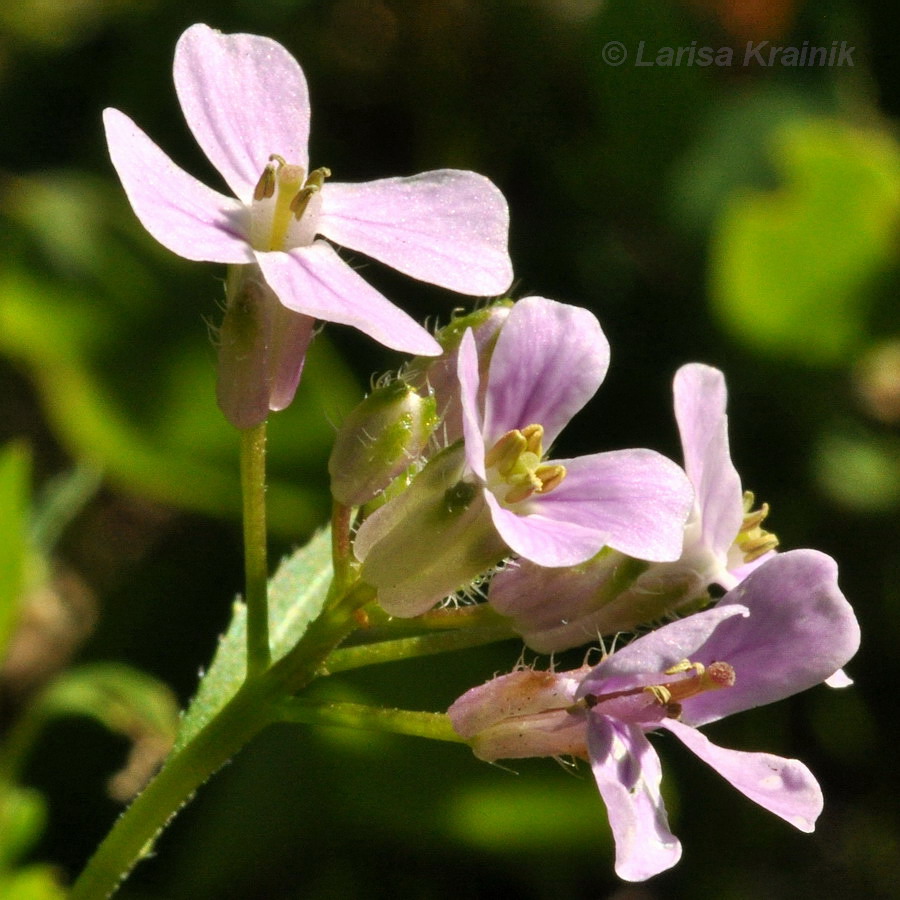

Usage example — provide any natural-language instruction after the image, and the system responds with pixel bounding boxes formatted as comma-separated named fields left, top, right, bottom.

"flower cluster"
left=104, top=24, right=861, bottom=885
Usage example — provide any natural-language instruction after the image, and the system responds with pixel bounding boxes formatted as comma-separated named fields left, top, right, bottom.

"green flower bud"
left=353, top=443, right=508, bottom=617
left=403, top=301, right=513, bottom=446
left=329, top=380, right=439, bottom=506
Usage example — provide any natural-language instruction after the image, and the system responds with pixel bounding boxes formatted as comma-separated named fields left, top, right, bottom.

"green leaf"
left=710, top=118, right=900, bottom=364
left=0, top=785, right=47, bottom=871
left=174, top=527, right=334, bottom=752
left=0, top=443, right=30, bottom=662
left=0, top=865, right=66, bottom=900
left=26, top=663, right=181, bottom=802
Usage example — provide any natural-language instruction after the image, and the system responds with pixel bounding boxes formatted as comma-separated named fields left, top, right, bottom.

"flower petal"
left=587, top=716, right=681, bottom=882
left=103, top=108, right=252, bottom=264
left=174, top=23, right=310, bottom=203
left=458, top=330, right=487, bottom=479
left=673, top=364, right=743, bottom=556
left=482, top=297, right=609, bottom=446
left=578, top=605, right=750, bottom=700
left=255, top=242, right=441, bottom=356
left=318, top=171, right=512, bottom=295
left=661, top=719, right=823, bottom=832
left=485, top=491, right=608, bottom=567
left=528, top=450, right=694, bottom=563
left=680, top=550, right=861, bottom=727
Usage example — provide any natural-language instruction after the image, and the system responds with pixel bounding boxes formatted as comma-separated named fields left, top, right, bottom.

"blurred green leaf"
left=174, top=527, right=333, bottom=752
left=710, top=118, right=900, bottom=364
left=0, top=443, right=30, bottom=662
left=815, top=429, right=900, bottom=511
left=0, top=785, right=47, bottom=872
left=38, top=662, right=179, bottom=740
left=0, top=864, right=65, bottom=900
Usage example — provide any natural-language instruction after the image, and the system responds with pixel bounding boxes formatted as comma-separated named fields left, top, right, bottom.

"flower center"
left=582, top=658, right=736, bottom=720
left=484, top=424, right=566, bottom=506
left=249, top=155, right=331, bottom=252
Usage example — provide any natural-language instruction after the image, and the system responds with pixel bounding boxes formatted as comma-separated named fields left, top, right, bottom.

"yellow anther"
left=253, top=162, right=278, bottom=201
left=535, top=464, right=566, bottom=494
left=521, top=423, right=544, bottom=456
left=645, top=684, right=672, bottom=705
left=485, top=430, right=528, bottom=474
left=290, top=167, right=332, bottom=220
left=737, top=492, right=779, bottom=563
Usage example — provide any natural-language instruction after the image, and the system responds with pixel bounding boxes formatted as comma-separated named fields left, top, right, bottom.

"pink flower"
left=103, top=24, right=512, bottom=426
left=450, top=550, right=860, bottom=881
left=458, top=296, right=693, bottom=567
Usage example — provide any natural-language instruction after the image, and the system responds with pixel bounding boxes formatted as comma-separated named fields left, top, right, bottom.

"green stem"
left=240, top=422, right=270, bottom=678
left=358, top=602, right=512, bottom=634
left=322, top=619, right=518, bottom=674
left=276, top=698, right=466, bottom=745
left=70, top=576, right=370, bottom=898
left=69, top=679, right=274, bottom=900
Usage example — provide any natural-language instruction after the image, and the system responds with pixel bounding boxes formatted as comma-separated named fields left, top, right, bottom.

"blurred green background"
left=1, top=0, right=898, bottom=897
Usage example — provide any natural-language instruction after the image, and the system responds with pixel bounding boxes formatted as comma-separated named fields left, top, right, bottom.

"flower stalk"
left=240, top=422, right=271, bottom=678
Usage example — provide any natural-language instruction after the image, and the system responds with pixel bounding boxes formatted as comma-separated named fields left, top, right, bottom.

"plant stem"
left=276, top=698, right=467, bottom=745
left=69, top=679, right=273, bottom=900
left=69, top=577, right=373, bottom=898
left=322, top=619, right=518, bottom=674
left=240, top=422, right=270, bottom=678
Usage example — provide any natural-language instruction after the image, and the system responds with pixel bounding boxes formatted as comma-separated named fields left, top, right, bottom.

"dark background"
left=1, top=1, right=897, bottom=897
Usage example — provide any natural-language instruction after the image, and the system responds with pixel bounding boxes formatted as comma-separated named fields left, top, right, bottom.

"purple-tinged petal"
left=661, top=719, right=823, bottom=832
left=578, top=605, right=750, bottom=700
left=528, top=450, right=694, bottom=563
left=174, top=24, right=311, bottom=204
left=458, top=330, right=487, bottom=479
left=215, top=266, right=314, bottom=429
left=103, top=108, right=252, bottom=264
left=825, top=669, right=853, bottom=688
left=318, top=171, right=512, bottom=295
left=674, top=364, right=743, bottom=556
left=255, top=242, right=441, bottom=356
left=266, top=304, right=316, bottom=411
left=588, top=716, right=681, bottom=882
left=485, top=490, right=609, bottom=567
left=482, top=297, right=609, bottom=446
left=679, top=550, right=861, bottom=727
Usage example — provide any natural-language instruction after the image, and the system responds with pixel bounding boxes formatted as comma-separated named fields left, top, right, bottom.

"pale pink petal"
left=457, top=330, right=487, bottom=479
left=255, top=242, right=441, bottom=356
left=661, top=719, right=823, bottom=832
left=825, top=668, right=853, bottom=688
left=588, top=716, right=682, bottom=882
left=482, top=297, right=609, bottom=446
left=318, top=171, right=512, bottom=295
left=673, top=364, right=744, bottom=556
left=174, top=23, right=310, bottom=203
left=103, top=108, right=252, bottom=263
left=529, top=450, right=694, bottom=563
left=485, top=491, right=607, bottom=567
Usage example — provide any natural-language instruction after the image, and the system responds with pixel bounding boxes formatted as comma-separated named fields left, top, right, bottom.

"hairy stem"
left=240, top=422, right=270, bottom=678
left=276, top=698, right=467, bottom=745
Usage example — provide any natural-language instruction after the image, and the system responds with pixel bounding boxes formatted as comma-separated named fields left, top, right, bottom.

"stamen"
left=737, top=492, right=779, bottom=562
left=292, top=167, right=332, bottom=220
left=584, top=659, right=736, bottom=714
left=253, top=161, right=278, bottom=201
left=484, top=424, right=566, bottom=506
left=485, top=430, right=527, bottom=473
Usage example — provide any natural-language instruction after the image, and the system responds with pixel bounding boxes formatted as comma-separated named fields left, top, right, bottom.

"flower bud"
left=490, top=548, right=717, bottom=654
left=329, top=381, right=439, bottom=506
left=448, top=666, right=591, bottom=761
left=216, top=263, right=315, bottom=429
left=404, top=302, right=512, bottom=445
left=352, top=443, right=508, bottom=617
